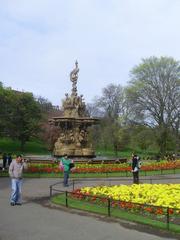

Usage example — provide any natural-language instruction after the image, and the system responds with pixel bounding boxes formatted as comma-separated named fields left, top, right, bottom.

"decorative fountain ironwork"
left=49, top=61, right=99, bottom=157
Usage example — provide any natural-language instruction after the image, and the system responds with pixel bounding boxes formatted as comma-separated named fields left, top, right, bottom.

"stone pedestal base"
left=54, top=147, right=95, bottom=157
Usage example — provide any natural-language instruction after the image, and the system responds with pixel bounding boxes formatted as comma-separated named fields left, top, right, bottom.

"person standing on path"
left=9, top=155, right=28, bottom=206
left=131, top=154, right=140, bottom=184
left=2, top=152, right=7, bottom=171
left=60, top=154, right=73, bottom=187
left=7, top=153, right=12, bottom=167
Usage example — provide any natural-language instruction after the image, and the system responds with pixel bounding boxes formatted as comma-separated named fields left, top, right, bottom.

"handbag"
left=59, top=162, right=64, bottom=170
left=133, top=167, right=138, bottom=172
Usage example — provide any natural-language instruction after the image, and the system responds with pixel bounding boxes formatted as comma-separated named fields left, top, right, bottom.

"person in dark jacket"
left=131, top=154, right=139, bottom=184
left=7, top=153, right=12, bottom=166
left=2, top=153, right=7, bottom=171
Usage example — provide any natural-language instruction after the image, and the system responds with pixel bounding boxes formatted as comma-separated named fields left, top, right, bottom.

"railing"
left=0, top=166, right=180, bottom=180
left=49, top=179, right=180, bottom=232
left=49, top=176, right=180, bottom=193
left=25, top=166, right=180, bottom=177
left=26, top=158, right=128, bottom=164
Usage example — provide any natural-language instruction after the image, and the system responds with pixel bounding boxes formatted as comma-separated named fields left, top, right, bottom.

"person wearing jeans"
left=60, top=154, right=73, bottom=187
left=11, top=178, right=22, bottom=205
left=63, top=171, right=69, bottom=187
left=9, top=155, right=28, bottom=206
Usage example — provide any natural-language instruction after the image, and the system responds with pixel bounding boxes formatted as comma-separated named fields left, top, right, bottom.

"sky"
left=0, top=0, right=180, bottom=106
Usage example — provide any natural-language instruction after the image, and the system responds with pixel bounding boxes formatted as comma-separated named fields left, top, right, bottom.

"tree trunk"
left=20, top=140, right=26, bottom=152
left=113, top=141, right=118, bottom=157
left=158, top=127, right=168, bottom=158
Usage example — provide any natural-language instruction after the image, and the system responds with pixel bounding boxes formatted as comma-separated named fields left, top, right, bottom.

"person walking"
left=9, top=155, right=28, bottom=206
left=60, top=154, right=74, bottom=187
left=131, top=154, right=140, bottom=184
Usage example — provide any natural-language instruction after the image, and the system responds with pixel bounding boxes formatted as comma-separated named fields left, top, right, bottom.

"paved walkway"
left=0, top=176, right=179, bottom=240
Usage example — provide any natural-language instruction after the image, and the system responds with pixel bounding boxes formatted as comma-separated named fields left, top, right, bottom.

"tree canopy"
left=126, top=56, right=180, bottom=155
left=89, top=56, right=180, bottom=156
left=0, top=86, right=42, bottom=150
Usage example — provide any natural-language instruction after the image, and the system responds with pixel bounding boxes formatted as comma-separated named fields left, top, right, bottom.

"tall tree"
left=96, top=84, right=125, bottom=119
left=127, top=56, right=180, bottom=155
left=36, top=96, right=54, bottom=113
left=0, top=84, right=7, bottom=136
left=0, top=88, right=42, bottom=151
left=94, top=84, right=127, bottom=155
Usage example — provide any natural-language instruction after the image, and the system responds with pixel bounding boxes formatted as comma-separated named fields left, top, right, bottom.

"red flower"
left=168, top=209, right=174, bottom=215
left=155, top=208, right=163, bottom=215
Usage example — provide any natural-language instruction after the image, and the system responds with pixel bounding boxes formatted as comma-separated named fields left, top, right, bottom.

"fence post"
left=166, top=207, right=169, bottom=230
left=50, top=186, right=52, bottom=199
left=65, top=191, right=68, bottom=207
left=108, top=198, right=111, bottom=217
left=72, top=179, right=75, bottom=191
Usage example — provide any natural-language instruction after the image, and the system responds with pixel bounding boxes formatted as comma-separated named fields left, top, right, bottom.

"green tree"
left=36, top=96, right=54, bottom=113
left=0, top=84, right=6, bottom=136
left=0, top=86, right=13, bottom=136
left=127, top=56, right=180, bottom=156
left=0, top=87, right=42, bottom=151
left=93, top=84, right=127, bottom=155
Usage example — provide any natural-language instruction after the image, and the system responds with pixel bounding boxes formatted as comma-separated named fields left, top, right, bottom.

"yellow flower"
left=80, top=184, right=180, bottom=209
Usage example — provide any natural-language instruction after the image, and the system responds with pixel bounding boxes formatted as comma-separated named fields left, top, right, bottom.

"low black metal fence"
left=49, top=189, right=180, bottom=231
left=1, top=165, right=180, bottom=177
left=49, top=177, right=180, bottom=231
left=50, top=176, right=180, bottom=192
left=24, top=166, right=180, bottom=177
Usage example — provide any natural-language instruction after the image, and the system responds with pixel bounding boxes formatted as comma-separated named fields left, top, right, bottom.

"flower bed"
left=26, top=160, right=180, bottom=174
left=71, top=184, right=180, bottom=223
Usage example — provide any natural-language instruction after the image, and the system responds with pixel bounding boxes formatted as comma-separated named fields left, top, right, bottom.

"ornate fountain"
left=49, top=61, right=99, bottom=157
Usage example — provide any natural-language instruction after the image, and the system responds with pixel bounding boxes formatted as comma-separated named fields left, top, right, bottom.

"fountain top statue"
left=62, top=61, right=87, bottom=118
left=70, top=60, right=79, bottom=97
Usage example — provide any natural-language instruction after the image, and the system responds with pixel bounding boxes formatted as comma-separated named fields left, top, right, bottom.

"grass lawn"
left=0, top=137, right=49, bottom=155
left=52, top=193, right=180, bottom=234
left=96, top=148, right=158, bottom=159
left=0, top=168, right=180, bottom=178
